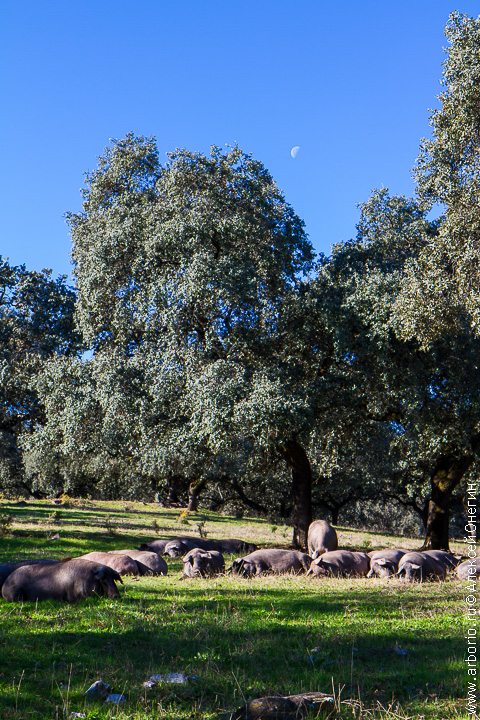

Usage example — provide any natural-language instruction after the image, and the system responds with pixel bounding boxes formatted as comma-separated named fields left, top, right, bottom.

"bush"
left=0, top=513, right=13, bottom=537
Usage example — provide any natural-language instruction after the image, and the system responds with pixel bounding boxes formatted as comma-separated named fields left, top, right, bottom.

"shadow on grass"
left=0, top=580, right=463, bottom=713
left=2, top=502, right=268, bottom=526
left=0, top=533, right=152, bottom=561
left=3, top=505, right=175, bottom=522
left=0, top=615, right=462, bottom=719
left=0, top=528, right=274, bottom=563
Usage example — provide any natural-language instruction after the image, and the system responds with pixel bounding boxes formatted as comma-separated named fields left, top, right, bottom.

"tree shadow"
left=0, top=580, right=463, bottom=719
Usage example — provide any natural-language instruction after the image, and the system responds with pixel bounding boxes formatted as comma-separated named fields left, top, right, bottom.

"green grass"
left=0, top=499, right=469, bottom=719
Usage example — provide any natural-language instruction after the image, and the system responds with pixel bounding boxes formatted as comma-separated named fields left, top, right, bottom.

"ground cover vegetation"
left=0, top=499, right=466, bottom=719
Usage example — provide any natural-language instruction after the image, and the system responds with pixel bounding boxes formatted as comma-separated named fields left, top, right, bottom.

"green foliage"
left=47, top=509, right=61, bottom=524
left=151, top=518, right=161, bottom=534
left=0, top=513, right=13, bottom=536
left=103, top=515, right=118, bottom=535
left=0, top=258, right=80, bottom=495
left=30, top=137, right=321, bottom=537
left=69, top=137, right=313, bottom=349
left=397, top=12, right=480, bottom=343
left=196, top=519, right=207, bottom=538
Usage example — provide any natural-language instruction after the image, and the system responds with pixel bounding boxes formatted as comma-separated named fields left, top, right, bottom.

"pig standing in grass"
left=307, top=520, right=338, bottom=559
left=229, top=549, right=311, bottom=577
left=182, top=548, right=225, bottom=578
left=367, top=550, right=406, bottom=578
left=2, top=558, right=122, bottom=602
left=307, top=550, right=370, bottom=578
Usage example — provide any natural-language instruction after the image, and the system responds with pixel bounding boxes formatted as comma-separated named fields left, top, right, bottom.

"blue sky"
left=2, top=1, right=479, bottom=280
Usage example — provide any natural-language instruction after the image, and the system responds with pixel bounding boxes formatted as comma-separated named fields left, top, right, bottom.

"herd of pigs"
left=0, top=519, right=477, bottom=603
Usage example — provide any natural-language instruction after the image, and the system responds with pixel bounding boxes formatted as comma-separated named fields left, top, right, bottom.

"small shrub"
left=270, top=525, right=278, bottom=534
left=59, top=494, right=85, bottom=509
left=0, top=514, right=13, bottom=537
left=178, top=510, right=190, bottom=525
left=103, top=516, right=118, bottom=535
left=197, top=520, right=208, bottom=538
left=48, top=510, right=62, bottom=525
left=151, top=519, right=161, bottom=534
left=59, top=493, right=74, bottom=508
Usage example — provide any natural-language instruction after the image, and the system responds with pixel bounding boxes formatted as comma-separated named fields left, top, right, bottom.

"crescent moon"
left=290, top=145, right=300, bottom=159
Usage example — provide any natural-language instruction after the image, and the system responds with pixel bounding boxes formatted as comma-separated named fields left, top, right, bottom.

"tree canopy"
left=0, top=259, right=79, bottom=495
left=396, top=12, right=480, bottom=344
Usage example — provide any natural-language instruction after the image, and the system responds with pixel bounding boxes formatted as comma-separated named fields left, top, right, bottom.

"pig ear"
left=204, top=552, right=212, bottom=559
left=94, top=566, right=122, bottom=585
left=410, top=563, right=421, bottom=570
left=235, top=559, right=247, bottom=573
left=376, top=558, right=387, bottom=566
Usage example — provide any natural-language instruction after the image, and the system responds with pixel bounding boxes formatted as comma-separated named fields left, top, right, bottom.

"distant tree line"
left=2, top=13, right=479, bottom=550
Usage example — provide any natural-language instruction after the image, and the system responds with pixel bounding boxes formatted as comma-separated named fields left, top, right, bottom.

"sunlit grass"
left=0, top=499, right=468, bottom=719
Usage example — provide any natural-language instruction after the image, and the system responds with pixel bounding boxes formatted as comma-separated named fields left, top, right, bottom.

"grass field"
left=0, top=499, right=469, bottom=719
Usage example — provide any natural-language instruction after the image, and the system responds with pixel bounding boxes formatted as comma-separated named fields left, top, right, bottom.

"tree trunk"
left=187, top=479, right=207, bottom=511
left=279, top=498, right=291, bottom=520
left=279, top=439, right=312, bottom=551
left=421, top=497, right=430, bottom=531
left=230, top=477, right=268, bottom=515
left=165, top=475, right=184, bottom=506
left=19, top=479, right=45, bottom=499
left=422, top=451, right=475, bottom=550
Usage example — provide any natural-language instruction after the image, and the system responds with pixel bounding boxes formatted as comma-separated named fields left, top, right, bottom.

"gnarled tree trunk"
left=330, top=505, right=340, bottom=526
left=422, top=448, right=476, bottom=550
left=187, top=478, right=207, bottom=511
left=279, top=439, right=312, bottom=551
left=163, top=474, right=186, bottom=506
